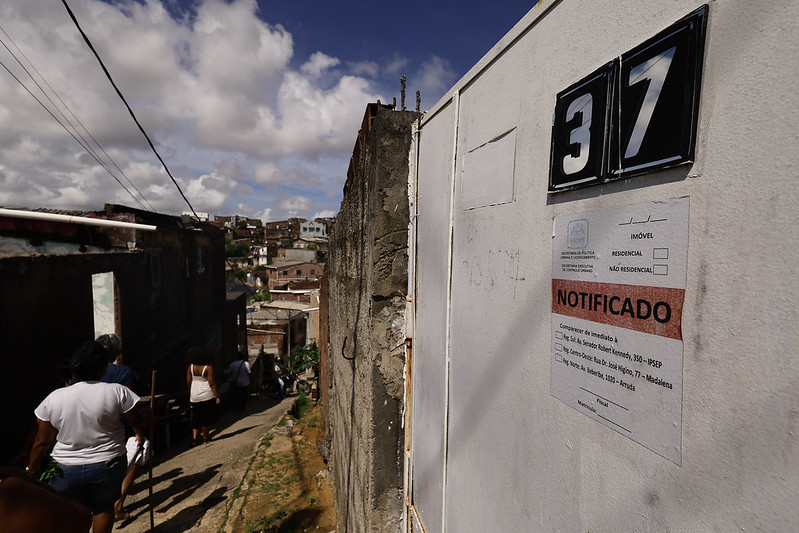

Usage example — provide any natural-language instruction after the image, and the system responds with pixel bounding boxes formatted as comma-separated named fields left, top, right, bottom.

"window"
left=196, top=246, right=208, bottom=275
left=310, top=269, right=316, bottom=275
left=296, top=270, right=302, bottom=275
left=92, top=272, right=116, bottom=339
left=282, top=270, right=288, bottom=275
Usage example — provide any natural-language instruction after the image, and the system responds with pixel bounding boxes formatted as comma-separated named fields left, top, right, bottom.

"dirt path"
left=115, top=395, right=293, bottom=532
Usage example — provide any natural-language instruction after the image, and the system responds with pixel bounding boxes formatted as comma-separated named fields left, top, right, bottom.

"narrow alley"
left=116, top=395, right=292, bottom=533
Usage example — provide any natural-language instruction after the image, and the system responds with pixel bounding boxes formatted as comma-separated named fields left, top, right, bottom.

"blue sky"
left=0, top=0, right=534, bottom=222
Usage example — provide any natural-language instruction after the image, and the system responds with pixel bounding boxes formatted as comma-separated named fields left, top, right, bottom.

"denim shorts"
left=48, top=455, right=126, bottom=513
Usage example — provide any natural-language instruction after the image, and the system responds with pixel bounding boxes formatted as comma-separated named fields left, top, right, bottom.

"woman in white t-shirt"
left=27, top=341, right=145, bottom=533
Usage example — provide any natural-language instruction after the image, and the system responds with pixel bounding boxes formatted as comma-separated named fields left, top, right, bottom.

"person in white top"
left=27, top=340, right=145, bottom=533
left=186, top=346, right=221, bottom=445
left=227, top=349, right=252, bottom=412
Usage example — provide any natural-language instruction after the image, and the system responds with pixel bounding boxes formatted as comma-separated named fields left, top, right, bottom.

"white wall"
left=409, top=1, right=799, bottom=531
left=300, top=221, right=328, bottom=239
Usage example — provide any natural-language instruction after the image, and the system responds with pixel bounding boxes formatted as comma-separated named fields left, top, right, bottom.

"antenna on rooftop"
left=401, top=75, right=406, bottom=111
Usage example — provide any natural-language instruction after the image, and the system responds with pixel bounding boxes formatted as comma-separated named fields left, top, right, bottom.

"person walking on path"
left=98, top=333, right=139, bottom=389
left=27, top=340, right=146, bottom=533
left=227, top=349, right=251, bottom=412
left=96, top=333, right=143, bottom=522
left=187, top=346, right=221, bottom=445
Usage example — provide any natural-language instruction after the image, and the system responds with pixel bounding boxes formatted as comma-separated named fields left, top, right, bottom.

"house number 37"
left=549, top=5, right=708, bottom=192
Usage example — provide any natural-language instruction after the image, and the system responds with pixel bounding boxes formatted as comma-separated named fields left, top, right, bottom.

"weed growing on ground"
left=246, top=508, right=288, bottom=532
left=294, top=393, right=312, bottom=418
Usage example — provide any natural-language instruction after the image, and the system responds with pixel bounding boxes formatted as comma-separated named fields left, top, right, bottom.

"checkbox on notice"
left=555, top=343, right=564, bottom=352
left=653, top=264, right=668, bottom=275
left=653, top=247, right=669, bottom=259
left=555, top=331, right=564, bottom=340
left=555, top=353, right=563, bottom=362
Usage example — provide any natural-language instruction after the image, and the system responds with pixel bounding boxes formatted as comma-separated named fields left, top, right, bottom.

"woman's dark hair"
left=95, top=333, right=122, bottom=357
left=187, top=345, right=218, bottom=366
left=70, top=341, right=110, bottom=382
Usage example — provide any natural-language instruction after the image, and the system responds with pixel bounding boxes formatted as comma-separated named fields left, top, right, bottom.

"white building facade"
left=406, top=1, right=799, bottom=532
left=300, top=221, right=327, bottom=239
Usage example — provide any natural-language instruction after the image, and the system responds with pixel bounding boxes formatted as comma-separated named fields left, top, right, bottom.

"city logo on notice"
left=567, top=219, right=589, bottom=249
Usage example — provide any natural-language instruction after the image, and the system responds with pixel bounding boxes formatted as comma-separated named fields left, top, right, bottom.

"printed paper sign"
left=551, top=197, right=689, bottom=464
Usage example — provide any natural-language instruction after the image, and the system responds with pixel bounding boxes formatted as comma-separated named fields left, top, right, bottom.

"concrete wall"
left=409, top=1, right=799, bottom=531
left=327, top=106, right=419, bottom=532
left=283, top=248, right=317, bottom=263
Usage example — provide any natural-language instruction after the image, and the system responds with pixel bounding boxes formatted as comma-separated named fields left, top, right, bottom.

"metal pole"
left=0, top=207, right=157, bottom=231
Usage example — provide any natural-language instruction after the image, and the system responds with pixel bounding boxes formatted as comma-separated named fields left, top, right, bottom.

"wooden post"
left=148, top=370, right=156, bottom=530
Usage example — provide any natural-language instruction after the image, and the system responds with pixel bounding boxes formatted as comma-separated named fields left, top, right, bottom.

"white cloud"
left=253, top=208, right=272, bottom=222
left=417, top=55, right=457, bottom=100
left=215, top=158, right=247, bottom=180
left=279, top=195, right=313, bottom=216
left=183, top=172, right=240, bottom=211
left=191, top=0, right=293, bottom=99
left=301, top=52, right=341, bottom=78
left=236, top=201, right=270, bottom=222
left=384, top=54, right=409, bottom=78
left=253, top=161, right=281, bottom=185
left=348, top=61, right=379, bottom=78
left=312, top=210, right=336, bottom=219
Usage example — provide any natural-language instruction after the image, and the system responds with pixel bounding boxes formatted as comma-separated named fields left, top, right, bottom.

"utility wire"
left=60, top=0, right=200, bottom=220
left=0, top=24, right=155, bottom=212
left=0, top=55, right=149, bottom=211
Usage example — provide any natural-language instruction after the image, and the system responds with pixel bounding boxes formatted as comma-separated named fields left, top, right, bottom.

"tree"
left=248, top=289, right=271, bottom=303
left=225, top=242, right=250, bottom=257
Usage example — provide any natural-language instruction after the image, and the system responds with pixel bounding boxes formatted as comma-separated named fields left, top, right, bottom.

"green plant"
left=247, top=288, right=271, bottom=303
left=295, top=394, right=312, bottom=419
left=225, top=242, right=250, bottom=257
left=247, top=508, right=289, bottom=532
left=290, top=343, right=319, bottom=375
left=38, top=458, right=61, bottom=482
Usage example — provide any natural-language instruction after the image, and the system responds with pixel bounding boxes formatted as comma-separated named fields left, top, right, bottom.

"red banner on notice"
left=552, top=279, right=684, bottom=340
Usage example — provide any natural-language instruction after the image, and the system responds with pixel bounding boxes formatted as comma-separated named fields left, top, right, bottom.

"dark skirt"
left=190, top=398, right=218, bottom=428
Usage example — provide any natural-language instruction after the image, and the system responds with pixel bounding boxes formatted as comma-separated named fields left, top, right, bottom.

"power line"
left=0, top=55, right=151, bottom=211
left=60, top=0, right=201, bottom=220
left=0, top=24, right=156, bottom=212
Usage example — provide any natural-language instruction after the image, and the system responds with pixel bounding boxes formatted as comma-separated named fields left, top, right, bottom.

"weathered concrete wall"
left=326, top=105, right=419, bottom=532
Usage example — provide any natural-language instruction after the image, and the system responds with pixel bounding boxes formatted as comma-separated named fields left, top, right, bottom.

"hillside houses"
left=264, top=260, right=324, bottom=290
left=213, top=215, right=331, bottom=291
left=213, top=215, right=329, bottom=370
